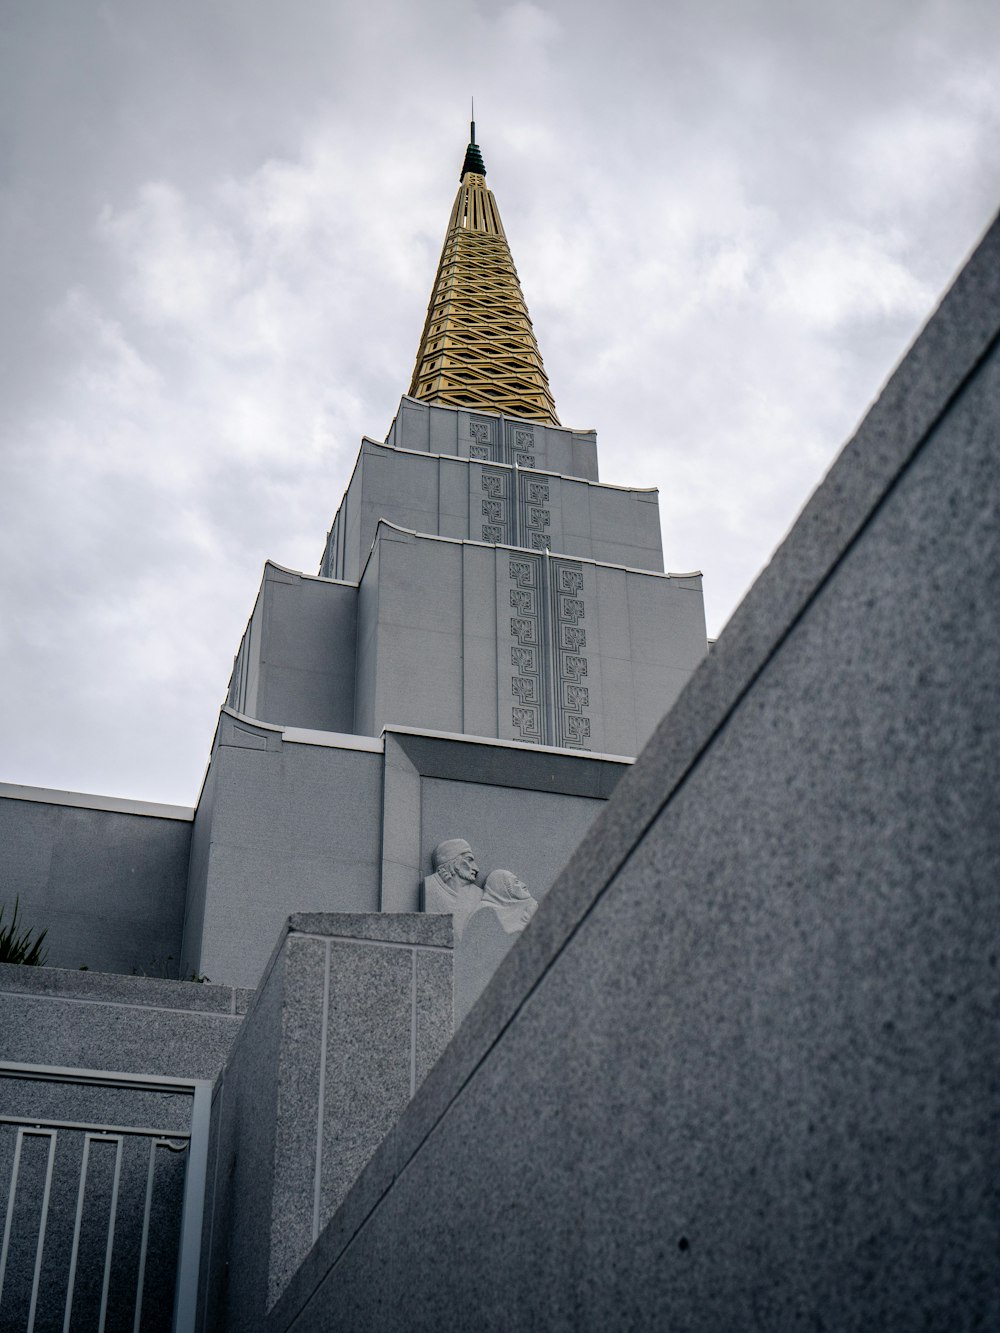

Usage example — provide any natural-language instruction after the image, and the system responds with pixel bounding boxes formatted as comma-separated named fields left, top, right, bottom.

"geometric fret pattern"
left=476, top=463, right=552, bottom=553
left=408, top=131, right=560, bottom=427
left=507, top=555, right=591, bottom=750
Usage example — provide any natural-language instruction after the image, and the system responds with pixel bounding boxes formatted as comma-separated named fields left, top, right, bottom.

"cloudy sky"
left=2, top=0, right=999, bottom=807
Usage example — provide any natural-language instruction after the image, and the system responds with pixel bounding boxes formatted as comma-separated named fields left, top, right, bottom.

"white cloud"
left=1, top=0, right=999, bottom=802
left=770, top=225, right=933, bottom=331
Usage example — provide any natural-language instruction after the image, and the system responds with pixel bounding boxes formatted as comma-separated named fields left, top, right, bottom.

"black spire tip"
left=460, top=120, right=486, bottom=179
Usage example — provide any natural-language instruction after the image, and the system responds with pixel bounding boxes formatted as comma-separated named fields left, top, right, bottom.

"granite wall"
left=266, top=216, right=1000, bottom=1331
left=198, top=913, right=452, bottom=1330
left=0, top=786, right=193, bottom=976
left=0, top=962, right=249, bottom=1078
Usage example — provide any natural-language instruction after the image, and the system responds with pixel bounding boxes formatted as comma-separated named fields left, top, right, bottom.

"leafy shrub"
left=0, top=898, right=49, bottom=966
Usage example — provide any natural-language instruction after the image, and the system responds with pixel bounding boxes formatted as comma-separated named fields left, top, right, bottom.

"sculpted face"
left=454, top=850, right=479, bottom=884
left=483, top=869, right=529, bottom=903
left=432, top=839, right=480, bottom=888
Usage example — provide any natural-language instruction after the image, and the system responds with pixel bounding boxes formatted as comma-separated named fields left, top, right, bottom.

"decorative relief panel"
left=518, top=473, right=552, bottom=552
left=469, top=417, right=498, bottom=463
left=505, top=423, right=536, bottom=470
left=465, top=417, right=541, bottom=468
left=508, top=557, right=542, bottom=741
left=467, top=420, right=555, bottom=552
left=481, top=468, right=512, bottom=544
left=551, top=561, right=591, bottom=748
left=501, top=554, right=592, bottom=750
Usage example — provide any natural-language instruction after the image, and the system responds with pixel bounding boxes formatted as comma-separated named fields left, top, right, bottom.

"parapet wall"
left=0, top=785, right=193, bottom=976
left=0, top=962, right=249, bottom=1078
left=198, top=913, right=452, bottom=1329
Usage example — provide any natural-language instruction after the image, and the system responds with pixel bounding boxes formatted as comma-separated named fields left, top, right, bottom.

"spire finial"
left=410, top=126, right=560, bottom=425
left=461, top=104, right=486, bottom=179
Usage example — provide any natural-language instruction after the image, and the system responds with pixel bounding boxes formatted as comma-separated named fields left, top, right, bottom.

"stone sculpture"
left=453, top=868, right=539, bottom=1022
left=478, top=869, right=538, bottom=934
left=423, top=843, right=541, bottom=1020
left=421, top=838, right=483, bottom=940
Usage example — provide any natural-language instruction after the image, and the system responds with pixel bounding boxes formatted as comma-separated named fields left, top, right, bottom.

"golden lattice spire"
left=408, top=124, right=560, bottom=426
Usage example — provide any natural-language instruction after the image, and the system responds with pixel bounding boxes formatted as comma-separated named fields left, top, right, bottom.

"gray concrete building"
left=2, top=126, right=996, bottom=1330
left=0, top=127, right=707, bottom=1327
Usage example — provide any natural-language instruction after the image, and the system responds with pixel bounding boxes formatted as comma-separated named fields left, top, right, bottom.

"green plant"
left=0, top=898, right=49, bottom=966
left=131, top=954, right=175, bottom=979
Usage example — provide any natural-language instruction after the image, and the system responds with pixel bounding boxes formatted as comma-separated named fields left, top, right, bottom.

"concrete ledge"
left=367, top=519, right=702, bottom=582
left=357, top=434, right=656, bottom=493
left=0, top=965, right=248, bottom=1081
left=0, top=962, right=253, bottom=1015
left=0, top=782, right=194, bottom=821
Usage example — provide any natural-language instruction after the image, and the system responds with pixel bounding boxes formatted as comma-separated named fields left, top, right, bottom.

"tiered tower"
left=181, top=128, right=707, bottom=991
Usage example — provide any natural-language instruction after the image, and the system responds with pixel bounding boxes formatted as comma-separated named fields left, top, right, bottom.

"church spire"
left=408, top=125, right=561, bottom=427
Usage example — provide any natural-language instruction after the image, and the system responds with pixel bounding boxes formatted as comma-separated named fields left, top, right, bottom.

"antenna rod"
left=471, top=96, right=476, bottom=144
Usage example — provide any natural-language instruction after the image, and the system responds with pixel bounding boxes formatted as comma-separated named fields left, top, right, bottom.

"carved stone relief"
left=479, top=869, right=538, bottom=934
left=480, top=468, right=511, bottom=544
left=469, top=417, right=497, bottom=463
left=467, top=422, right=556, bottom=553
left=508, top=557, right=543, bottom=741
left=506, top=424, right=536, bottom=470
left=421, top=841, right=540, bottom=1022
left=421, top=838, right=483, bottom=940
left=519, top=473, right=551, bottom=552
left=502, top=555, right=592, bottom=750
left=553, top=562, right=591, bottom=748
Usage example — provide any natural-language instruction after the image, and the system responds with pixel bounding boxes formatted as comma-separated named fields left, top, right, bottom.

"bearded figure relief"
left=422, top=840, right=541, bottom=1021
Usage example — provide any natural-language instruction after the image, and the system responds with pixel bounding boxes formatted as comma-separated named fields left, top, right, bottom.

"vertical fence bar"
left=0, top=1127, right=25, bottom=1305
left=133, top=1138, right=159, bottom=1333
left=97, top=1134, right=124, bottom=1333
left=171, top=1083, right=210, bottom=1333
left=26, top=1130, right=58, bottom=1333
left=62, top=1132, right=93, bottom=1333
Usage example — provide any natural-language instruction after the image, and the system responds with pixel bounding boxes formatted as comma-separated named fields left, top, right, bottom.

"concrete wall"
left=227, top=563, right=357, bottom=734
left=0, top=785, right=192, bottom=976
left=184, top=716, right=626, bottom=989
left=265, top=217, right=1000, bottom=1330
left=320, top=440, right=664, bottom=582
left=355, top=524, right=706, bottom=754
left=199, top=914, right=452, bottom=1331
left=379, top=729, right=628, bottom=913
left=181, top=713, right=384, bottom=988
left=384, top=395, right=600, bottom=481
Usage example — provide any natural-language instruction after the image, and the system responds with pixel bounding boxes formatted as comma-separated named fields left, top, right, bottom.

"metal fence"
left=0, top=1063, right=211, bottom=1333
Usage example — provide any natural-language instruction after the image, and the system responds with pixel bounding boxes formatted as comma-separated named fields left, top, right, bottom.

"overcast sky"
left=2, top=0, right=999, bottom=807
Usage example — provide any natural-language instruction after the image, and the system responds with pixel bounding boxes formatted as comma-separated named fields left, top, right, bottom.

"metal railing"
left=0, top=1062, right=211, bottom=1333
